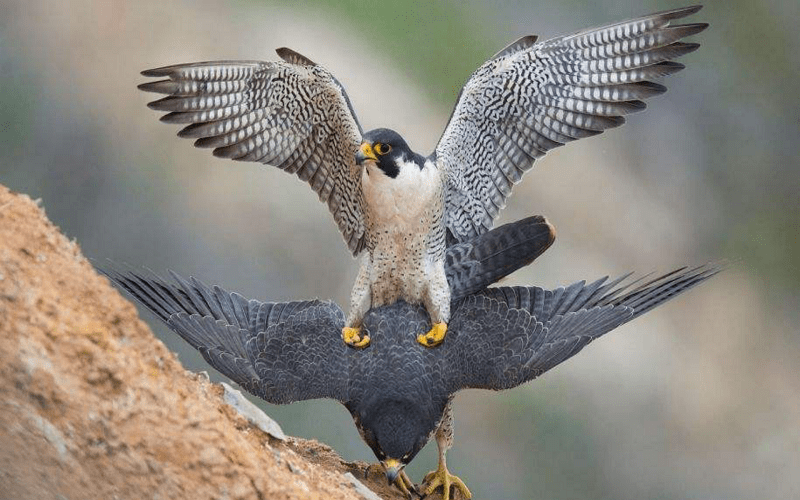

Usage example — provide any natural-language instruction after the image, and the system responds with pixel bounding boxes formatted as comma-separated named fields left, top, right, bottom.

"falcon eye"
left=374, top=143, right=391, bottom=155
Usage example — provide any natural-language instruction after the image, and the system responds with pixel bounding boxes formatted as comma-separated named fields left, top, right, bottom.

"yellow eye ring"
left=375, top=143, right=392, bottom=155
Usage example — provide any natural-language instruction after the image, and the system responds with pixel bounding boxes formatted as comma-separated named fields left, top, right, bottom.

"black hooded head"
left=356, top=128, right=425, bottom=178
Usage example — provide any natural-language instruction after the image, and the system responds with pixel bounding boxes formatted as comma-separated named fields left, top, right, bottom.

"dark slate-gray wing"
left=445, top=215, right=555, bottom=302
left=444, top=262, right=722, bottom=392
left=102, top=266, right=349, bottom=404
left=139, top=48, right=367, bottom=255
left=435, top=6, right=707, bottom=242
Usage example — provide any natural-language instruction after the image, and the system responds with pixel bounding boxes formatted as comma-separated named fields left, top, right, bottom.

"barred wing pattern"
left=140, top=48, right=367, bottom=255
left=102, top=266, right=350, bottom=404
left=436, top=6, right=707, bottom=241
left=444, top=263, right=722, bottom=392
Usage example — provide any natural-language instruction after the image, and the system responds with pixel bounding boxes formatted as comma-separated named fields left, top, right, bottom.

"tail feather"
left=447, top=215, right=556, bottom=301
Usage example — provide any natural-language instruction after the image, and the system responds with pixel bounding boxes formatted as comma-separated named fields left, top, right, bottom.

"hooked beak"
left=384, top=458, right=402, bottom=485
left=355, top=142, right=378, bottom=165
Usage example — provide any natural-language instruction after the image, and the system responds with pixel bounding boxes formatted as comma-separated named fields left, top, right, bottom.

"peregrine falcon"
left=103, top=252, right=721, bottom=500
left=138, top=5, right=707, bottom=349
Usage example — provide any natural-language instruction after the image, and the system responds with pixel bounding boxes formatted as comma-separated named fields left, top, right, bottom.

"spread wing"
left=101, top=265, right=350, bottom=404
left=444, top=262, right=722, bottom=392
left=139, top=48, right=367, bottom=255
left=435, top=6, right=707, bottom=241
left=97, top=216, right=558, bottom=403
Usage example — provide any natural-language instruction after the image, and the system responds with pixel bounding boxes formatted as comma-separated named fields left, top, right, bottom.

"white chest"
left=361, top=158, right=441, bottom=228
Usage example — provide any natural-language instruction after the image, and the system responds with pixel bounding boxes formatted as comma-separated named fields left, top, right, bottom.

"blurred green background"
left=2, top=0, right=798, bottom=498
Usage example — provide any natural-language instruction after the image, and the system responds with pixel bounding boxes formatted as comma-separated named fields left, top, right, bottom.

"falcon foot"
left=422, top=462, right=471, bottom=500
left=381, top=459, right=419, bottom=499
left=417, top=322, right=448, bottom=347
left=342, top=326, right=370, bottom=348
left=394, top=469, right=418, bottom=499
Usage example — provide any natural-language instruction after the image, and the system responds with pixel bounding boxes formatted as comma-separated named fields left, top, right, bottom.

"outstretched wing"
left=101, top=265, right=350, bottom=404
left=435, top=6, right=707, bottom=241
left=139, top=48, right=367, bottom=255
left=444, top=263, right=722, bottom=392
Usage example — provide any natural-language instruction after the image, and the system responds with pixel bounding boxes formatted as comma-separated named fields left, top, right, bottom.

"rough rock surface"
left=0, top=184, right=407, bottom=500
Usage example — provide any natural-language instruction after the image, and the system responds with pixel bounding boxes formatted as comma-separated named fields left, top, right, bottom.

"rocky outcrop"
left=0, top=185, right=406, bottom=500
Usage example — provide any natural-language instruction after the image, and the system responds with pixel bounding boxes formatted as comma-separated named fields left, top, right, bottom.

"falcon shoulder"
left=101, top=265, right=350, bottom=404
left=443, top=262, right=723, bottom=392
left=434, top=5, right=707, bottom=242
left=139, top=48, right=367, bottom=255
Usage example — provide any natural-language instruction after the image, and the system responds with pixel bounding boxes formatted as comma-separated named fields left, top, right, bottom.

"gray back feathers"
left=101, top=261, right=721, bottom=406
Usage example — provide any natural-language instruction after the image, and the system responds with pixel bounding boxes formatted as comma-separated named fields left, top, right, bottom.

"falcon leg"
left=417, top=261, right=450, bottom=347
left=399, top=470, right=418, bottom=497
left=343, top=258, right=372, bottom=348
left=422, top=401, right=470, bottom=500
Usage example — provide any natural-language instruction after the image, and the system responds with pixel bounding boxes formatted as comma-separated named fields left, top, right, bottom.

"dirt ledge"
left=0, top=184, right=405, bottom=500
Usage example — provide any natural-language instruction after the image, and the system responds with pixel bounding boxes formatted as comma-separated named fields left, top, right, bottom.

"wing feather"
left=140, top=53, right=367, bottom=255
left=445, top=262, right=722, bottom=391
left=100, top=265, right=349, bottom=403
left=435, top=6, right=707, bottom=242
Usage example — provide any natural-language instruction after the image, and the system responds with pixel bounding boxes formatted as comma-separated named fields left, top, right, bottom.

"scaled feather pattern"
left=102, top=262, right=722, bottom=404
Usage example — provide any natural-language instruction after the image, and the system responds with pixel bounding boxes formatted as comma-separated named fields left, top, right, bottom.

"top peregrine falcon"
left=139, top=5, right=707, bottom=349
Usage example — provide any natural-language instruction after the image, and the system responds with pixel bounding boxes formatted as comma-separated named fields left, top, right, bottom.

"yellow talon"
left=342, top=326, right=359, bottom=343
left=393, top=469, right=417, bottom=499
left=416, top=322, right=448, bottom=347
left=422, top=462, right=471, bottom=500
left=352, top=335, right=370, bottom=348
left=383, top=458, right=418, bottom=498
left=342, top=326, right=370, bottom=348
left=399, top=470, right=417, bottom=498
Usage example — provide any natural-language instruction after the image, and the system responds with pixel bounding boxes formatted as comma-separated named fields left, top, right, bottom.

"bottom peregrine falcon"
left=103, top=217, right=720, bottom=500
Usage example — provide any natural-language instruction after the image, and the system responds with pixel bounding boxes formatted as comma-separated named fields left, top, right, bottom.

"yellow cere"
left=360, top=142, right=377, bottom=160
left=384, top=458, right=401, bottom=469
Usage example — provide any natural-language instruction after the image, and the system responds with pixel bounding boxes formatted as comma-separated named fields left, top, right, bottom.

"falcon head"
left=356, top=128, right=425, bottom=179
left=359, top=398, right=431, bottom=485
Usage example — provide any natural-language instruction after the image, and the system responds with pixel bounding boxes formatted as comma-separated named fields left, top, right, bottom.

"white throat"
left=361, top=158, right=440, bottom=225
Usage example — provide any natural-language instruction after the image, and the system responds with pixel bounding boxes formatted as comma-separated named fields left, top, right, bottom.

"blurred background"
left=2, top=0, right=798, bottom=498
